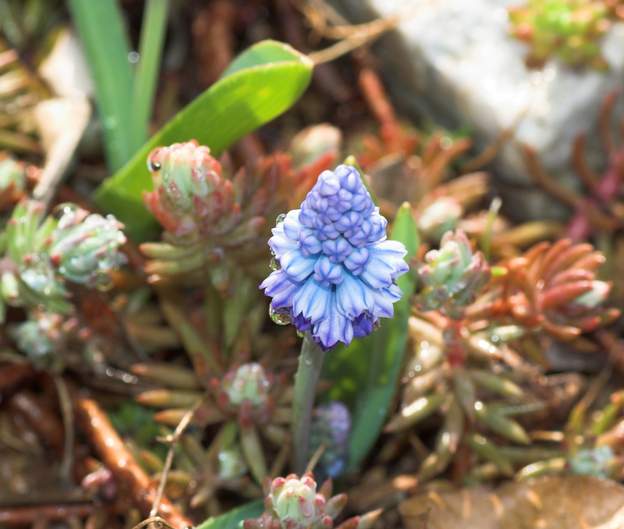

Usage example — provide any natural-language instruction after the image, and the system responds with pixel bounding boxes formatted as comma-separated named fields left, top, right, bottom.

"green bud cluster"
left=0, top=200, right=126, bottom=321
left=509, top=0, right=619, bottom=69
left=417, top=230, right=490, bottom=314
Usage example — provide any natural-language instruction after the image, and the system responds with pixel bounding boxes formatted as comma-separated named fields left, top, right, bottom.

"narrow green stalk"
left=292, top=336, right=326, bottom=473
left=132, top=0, right=169, bottom=146
left=68, top=0, right=136, bottom=170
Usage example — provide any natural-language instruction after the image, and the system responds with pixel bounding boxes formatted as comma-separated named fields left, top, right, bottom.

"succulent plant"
left=522, top=91, right=624, bottom=316
left=243, top=473, right=380, bottom=529
left=222, top=363, right=271, bottom=408
left=488, top=239, right=619, bottom=340
left=48, top=204, right=126, bottom=287
left=569, top=445, right=615, bottom=477
left=0, top=200, right=126, bottom=322
left=0, top=153, right=29, bottom=211
left=140, top=138, right=336, bottom=288
left=387, top=233, right=617, bottom=483
left=517, top=389, right=624, bottom=480
left=416, top=197, right=463, bottom=241
left=9, top=310, right=67, bottom=365
left=416, top=230, right=490, bottom=315
left=388, top=313, right=546, bottom=482
left=134, top=359, right=293, bottom=486
left=508, top=0, right=619, bottom=69
left=143, top=141, right=231, bottom=238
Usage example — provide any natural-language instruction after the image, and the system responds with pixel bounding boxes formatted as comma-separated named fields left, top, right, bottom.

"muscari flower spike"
left=260, top=164, right=408, bottom=350
left=309, top=401, right=351, bottom=480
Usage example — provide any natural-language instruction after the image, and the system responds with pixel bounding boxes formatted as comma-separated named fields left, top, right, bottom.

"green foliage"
left=68, top=0, right=137, bottom=170
left=94, top=40, right=313, bottom=241
left=323, top=203, right=420, bottom=471
left=131, top=0, right=169, bottom=147
left=68, top=0, right=168, bottom=170
left=195, top=500, right=264, bottom=529
left=508, top=0, right=617, bottom=69
left=109, top=402, right=163, bottom=454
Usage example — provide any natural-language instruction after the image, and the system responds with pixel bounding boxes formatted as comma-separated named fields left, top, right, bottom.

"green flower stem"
left=292, top=336, right=326, bottom=473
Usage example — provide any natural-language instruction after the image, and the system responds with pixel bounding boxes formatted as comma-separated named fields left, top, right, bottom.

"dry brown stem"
left=75, top=397, right=193, bottom=529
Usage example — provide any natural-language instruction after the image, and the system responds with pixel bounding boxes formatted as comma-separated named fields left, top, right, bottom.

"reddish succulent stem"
left=597, top=151, right=624, bottom=202
left=446, top=319, right=466, bottom=368
left=358, top=67, right=401, bottom=148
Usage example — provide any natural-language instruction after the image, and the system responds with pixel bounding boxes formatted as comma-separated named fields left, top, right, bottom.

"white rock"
left=337, top=0, right=624, bottom=214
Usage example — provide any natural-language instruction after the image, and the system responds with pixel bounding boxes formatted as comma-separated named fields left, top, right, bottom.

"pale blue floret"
left=260, top=164, right=408, bottom=350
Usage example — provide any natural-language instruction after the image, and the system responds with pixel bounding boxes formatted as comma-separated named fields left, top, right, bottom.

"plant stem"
left=68, top=0, right=136, bottom=171
left=292, top=336, right=326, bottom=473
left=132, top=0, right=169, bottom=146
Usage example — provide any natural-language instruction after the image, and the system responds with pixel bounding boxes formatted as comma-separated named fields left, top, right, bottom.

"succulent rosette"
left=48, top=205, right=127, bottom=287
left=417, top=230, right=489, bottom=313
left=260, top=164, right=408, bottom=350
left=10, top=311, right=66, bottom=362
left=222, top=362, right=271, bottom=408
left=244, top=473, right=380, bottom=529
left=143, top=140, right=229, bottom=238
left=0, top=154, right=27, bottom=210
left=0, top=201, right=126, bottom=320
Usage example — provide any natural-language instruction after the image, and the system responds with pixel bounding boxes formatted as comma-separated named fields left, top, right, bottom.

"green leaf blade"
left=222, top=39, right=311, bottom=76
left=323, top=203, right=420, bottom=471
left=94, top=40, right=313, bottom=241
left=131, top=0, right=169, bottom=147
left=196, top=500, right=264, bottom=529
left=68, top=0, right=137, bottom=171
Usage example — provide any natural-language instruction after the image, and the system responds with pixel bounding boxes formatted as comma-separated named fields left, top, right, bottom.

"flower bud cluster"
left=0, top=200, right=126, bottom=320
left=244, top=473, right=379, bottom=529
left=417, top=230, right=489, bottom=314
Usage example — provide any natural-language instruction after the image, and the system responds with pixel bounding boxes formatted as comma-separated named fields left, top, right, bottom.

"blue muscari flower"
left=260, top=164, right=408, bottom=350
left=309, top=401, right=351, bottom=481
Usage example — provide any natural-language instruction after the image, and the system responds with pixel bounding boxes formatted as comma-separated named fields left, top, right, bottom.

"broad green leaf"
left=68, top=0, right=137, bottom=171
left=94, top=40, right=313, bottom=241
left=323, top=203, right=419, bottom=471
left=196, top=500, right=263, bottom=529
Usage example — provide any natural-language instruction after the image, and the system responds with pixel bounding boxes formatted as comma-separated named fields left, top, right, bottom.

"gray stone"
left=336, top=0, right=624, bottom=219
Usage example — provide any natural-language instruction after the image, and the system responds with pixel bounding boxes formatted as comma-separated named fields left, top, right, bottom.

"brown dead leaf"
left=400, top=476, right=624, bottom=529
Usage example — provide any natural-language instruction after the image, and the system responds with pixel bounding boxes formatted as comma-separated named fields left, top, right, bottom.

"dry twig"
left=75, top=396, right=193, bottom=529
